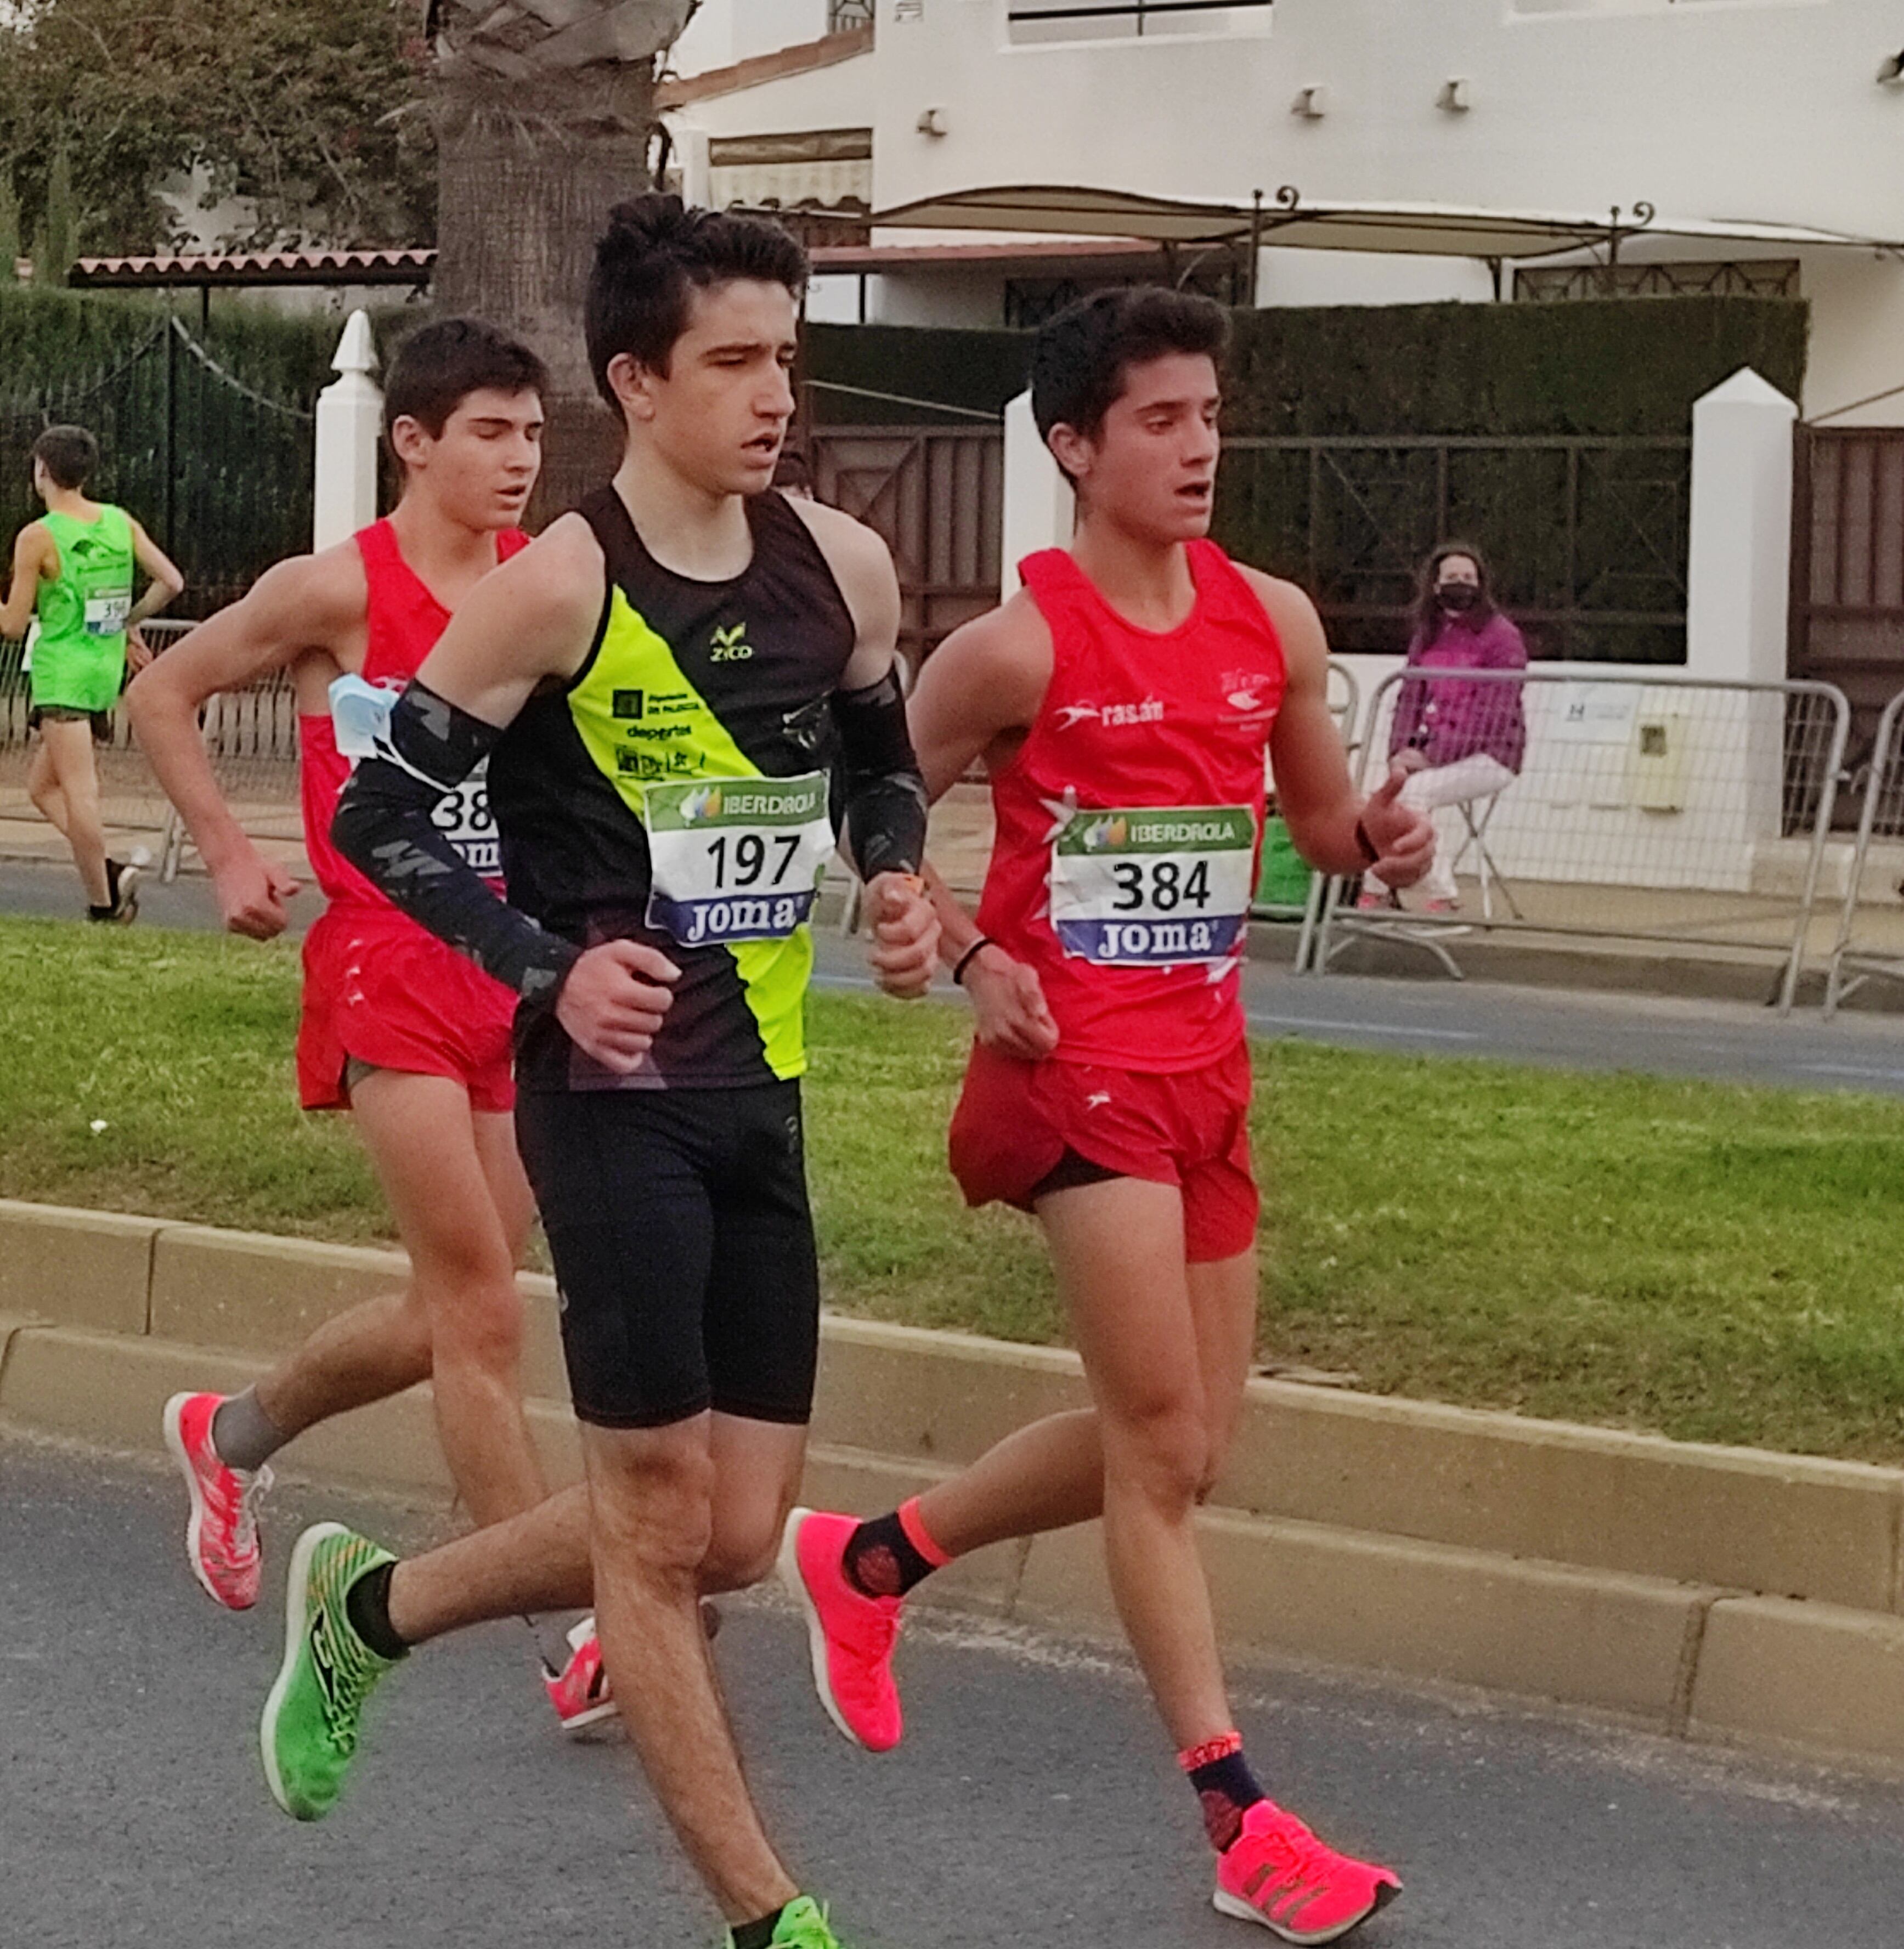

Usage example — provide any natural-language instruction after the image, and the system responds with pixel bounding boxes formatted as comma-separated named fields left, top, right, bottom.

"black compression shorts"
left=515, top=1081, right=821, bottom=1430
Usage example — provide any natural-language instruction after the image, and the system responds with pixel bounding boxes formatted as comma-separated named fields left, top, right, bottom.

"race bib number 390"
left=84, top=592, right=131, bottom=636
left=1049, top=804, right=1255, bottom=966
left=645, top=772, right=834, bottom=947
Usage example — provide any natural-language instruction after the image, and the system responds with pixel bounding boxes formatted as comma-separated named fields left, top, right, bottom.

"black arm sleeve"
left=331, top=680, right=581, bottom=1003
left=833, top=665, right=929, bottom=881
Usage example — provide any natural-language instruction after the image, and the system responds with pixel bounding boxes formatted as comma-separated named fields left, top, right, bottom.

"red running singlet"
left=973, top=543, right=1287, bottom=1072
left=298, top=518, right=530, bottom=907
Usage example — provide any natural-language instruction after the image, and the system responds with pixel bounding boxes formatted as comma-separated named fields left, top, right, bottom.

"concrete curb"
left=4, top=1196, right=1904, bottom=1772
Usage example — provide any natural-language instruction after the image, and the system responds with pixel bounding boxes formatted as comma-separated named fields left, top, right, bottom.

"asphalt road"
left=7, top=852, right=1904, bottom=1095
left=3, top=1432, right=1903, bottom=1948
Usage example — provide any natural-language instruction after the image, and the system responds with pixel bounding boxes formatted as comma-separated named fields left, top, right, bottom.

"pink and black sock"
left=1180, top=1730, right=1267, bottom=1852
left=841, top=1497, right=952, bottom=1600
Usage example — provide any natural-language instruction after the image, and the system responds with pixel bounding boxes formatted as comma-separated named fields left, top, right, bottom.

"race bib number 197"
left=1049, top=804, right=1256, bottom=966
left=645, top=772, right=834, bottom=947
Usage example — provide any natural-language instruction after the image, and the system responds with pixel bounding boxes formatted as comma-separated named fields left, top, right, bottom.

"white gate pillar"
left=1686, top=367, right=1801, bottom=861
left=312, top=310, right=382, bottom=552
left=999, top=389, right=1071, bottom=598
left=1686, top=366, right=1797, bottom=685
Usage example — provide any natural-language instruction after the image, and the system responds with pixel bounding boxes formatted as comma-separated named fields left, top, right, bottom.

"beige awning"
left=867, top=185, right=1904, bottom=259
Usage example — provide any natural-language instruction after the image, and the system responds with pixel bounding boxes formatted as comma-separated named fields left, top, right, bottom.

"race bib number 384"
left=645, top=772, right=834, bottom=947
left=1049, top=804, right=1255, bottom=966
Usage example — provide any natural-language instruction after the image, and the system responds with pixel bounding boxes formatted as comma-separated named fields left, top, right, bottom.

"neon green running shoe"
left=259, top=1522, right=403, bottom=1821
left=724, top=1896, right=849, bottom=1948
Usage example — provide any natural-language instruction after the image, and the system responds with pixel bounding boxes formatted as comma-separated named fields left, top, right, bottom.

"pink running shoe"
left=162, top=1391, right=272, bottom=1610
left=1213, top=1801, right=1401, bottom=1944
left=544, top=1617, right=617, bottom=1736
left=778, top=1507, right=903, bottom=1753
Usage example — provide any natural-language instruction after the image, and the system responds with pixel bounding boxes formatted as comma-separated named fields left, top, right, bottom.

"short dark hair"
left=1030, top=287, right=1230, bottom=458
left=382, top=317, right=548, bottom=441
left=32, top=425, right=98, bottom=491
left=585, top=193, right=808, bottom=405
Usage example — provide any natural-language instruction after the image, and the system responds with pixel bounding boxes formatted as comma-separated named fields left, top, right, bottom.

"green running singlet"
left=30, top=504, right=135, bottom=712
left=489, top=484, right=857, bottom=1092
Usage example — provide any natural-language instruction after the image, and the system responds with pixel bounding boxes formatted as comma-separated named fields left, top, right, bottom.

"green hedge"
left=0, top=285, right=343, bottom=408
left=1224, top=297, right=1807, bottom=437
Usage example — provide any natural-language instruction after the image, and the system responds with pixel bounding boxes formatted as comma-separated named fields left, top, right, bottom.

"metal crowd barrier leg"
left=1823, top=688, right=1904, bottom=1020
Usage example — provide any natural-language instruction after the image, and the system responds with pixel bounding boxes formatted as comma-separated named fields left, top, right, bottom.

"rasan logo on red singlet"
left=1054, top=698, right=1166, bottom=731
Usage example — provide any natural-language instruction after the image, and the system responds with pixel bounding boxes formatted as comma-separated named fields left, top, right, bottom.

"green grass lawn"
left=4, top=916, right=1903, bottom=1463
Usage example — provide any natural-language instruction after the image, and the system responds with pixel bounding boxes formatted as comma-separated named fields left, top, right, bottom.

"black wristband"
left=951, top=936, right=996, bottom=986
left=1354, top=817, right=1380, bottom=866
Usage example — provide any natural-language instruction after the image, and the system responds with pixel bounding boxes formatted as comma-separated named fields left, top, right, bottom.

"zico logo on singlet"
left=644, top=773, right=835, bottom=947
left=1048, top=803, right=1256, bottom=967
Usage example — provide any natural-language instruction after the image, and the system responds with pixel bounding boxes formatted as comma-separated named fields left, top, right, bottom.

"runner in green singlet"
left=0, top=425, right=183, bottom=920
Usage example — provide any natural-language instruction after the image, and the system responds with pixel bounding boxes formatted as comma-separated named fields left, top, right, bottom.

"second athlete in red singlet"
left=780, top=289, right=1436, bottom=1946
left=295, top=514, right=528, bottom=1114
left=128, top=320, right=602, bottom=1732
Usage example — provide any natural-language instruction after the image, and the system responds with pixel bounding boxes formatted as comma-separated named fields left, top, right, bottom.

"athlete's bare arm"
left=791, top=498, right=938, bottom=999
left=335, top=516, right=679, bottom=1076
left=906, top=594, right=1062, bottom=1058
left=0, top=523, right=54, bottom=639
left=1242, top=568, right=1436, bottom=889
left=405, top=512, right=603, bottom=721
left=127, top=546, right=370, bottom=939
left=124, top=519, right=185, bottom=645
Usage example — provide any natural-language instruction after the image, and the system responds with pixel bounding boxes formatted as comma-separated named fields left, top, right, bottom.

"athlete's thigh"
left=517, top=1092, right=720, bottom=1432
left=471, top=1108, right=536, bottom=1264
left=349, top=1069, right=515, bottom=1289
left=1185, top=1247, right=1258, bottom=1478
left=1037, top=1176, right=1202, bottom=1423
left=38, top=716, right=98, bottom=796
left=702, top=1085, right=821, bottom=1428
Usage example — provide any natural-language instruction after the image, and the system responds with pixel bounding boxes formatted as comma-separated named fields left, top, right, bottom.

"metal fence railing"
left=1309, top=666, right=1853, bottom=1013
left=1823, top=686, right=1904, bottom=1017
left=0, top=619, right=303, bottom=878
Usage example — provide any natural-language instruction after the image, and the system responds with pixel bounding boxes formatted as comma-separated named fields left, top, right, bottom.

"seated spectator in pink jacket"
left=1361, top=542, right=1527, bottom=913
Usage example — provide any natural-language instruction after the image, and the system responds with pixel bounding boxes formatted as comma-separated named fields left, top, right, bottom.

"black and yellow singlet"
left=489, top=484, right=856, bottom=1092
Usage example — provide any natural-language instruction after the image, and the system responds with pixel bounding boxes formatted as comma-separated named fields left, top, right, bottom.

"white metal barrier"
left=1823, top=687, right=1904, bottom=1018
left=1310, top=666, right=1852, bottom=1014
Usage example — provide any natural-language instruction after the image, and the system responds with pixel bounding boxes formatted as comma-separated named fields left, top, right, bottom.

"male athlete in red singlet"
left=129, top=320, right=602, bottom=1723
left=782, top=289, right=1436, bottom=1942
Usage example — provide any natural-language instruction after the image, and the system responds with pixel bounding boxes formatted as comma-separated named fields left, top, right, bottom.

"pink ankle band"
left=1178, top=1731, right=1244, bottom=1772
left=896, top=1496, right=953, bottom=1569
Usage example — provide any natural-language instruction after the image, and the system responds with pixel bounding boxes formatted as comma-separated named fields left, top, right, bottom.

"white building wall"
left=870, top=0, right=1904, bottom=243
left=671, top=0, right=834, bottom=75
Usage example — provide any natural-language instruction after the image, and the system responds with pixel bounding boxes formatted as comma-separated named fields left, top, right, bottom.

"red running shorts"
left=296, top=903, right=517, bottom=1115
left=948, top=1037, right=1258, bottom=1263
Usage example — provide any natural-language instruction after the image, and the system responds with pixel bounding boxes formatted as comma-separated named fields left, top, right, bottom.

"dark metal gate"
left=1790, top=425, right=1904, bottom=767
left=807, top=426, right=1003, bottom=666
left=1214, top=434, right=1693, bottom=665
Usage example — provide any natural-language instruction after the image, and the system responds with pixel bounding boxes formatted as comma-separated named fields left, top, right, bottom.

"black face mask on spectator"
left=1436, top=581, right=1480, bottom=613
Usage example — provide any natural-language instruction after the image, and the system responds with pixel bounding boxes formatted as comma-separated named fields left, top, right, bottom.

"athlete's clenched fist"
left=556, top=937, right=679, bottom=1074
left=865, top=872, right=939, bottom=1000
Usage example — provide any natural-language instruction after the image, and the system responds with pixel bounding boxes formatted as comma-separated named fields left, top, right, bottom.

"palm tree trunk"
left=431, top=3, right=696, bottom=522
